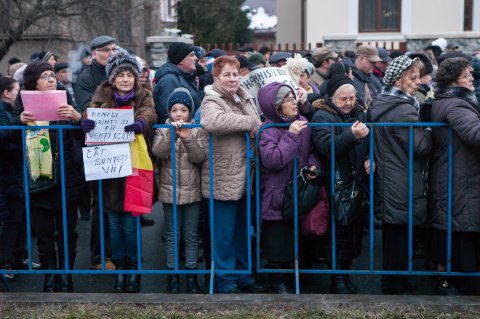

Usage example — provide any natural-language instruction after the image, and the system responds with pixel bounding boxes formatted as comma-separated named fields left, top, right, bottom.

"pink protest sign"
left=20, top=90, right=68, bottom=121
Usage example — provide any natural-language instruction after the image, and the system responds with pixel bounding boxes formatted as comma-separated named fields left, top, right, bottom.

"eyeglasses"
left=39, top=73, right=57, bottom=81
left=335, top=96, right=356, bottom=104
left=282, top=95, right=297, bottom=104
left=461, top=72, right=474, bottom=80
left=95, top=47, right=117, bottom=53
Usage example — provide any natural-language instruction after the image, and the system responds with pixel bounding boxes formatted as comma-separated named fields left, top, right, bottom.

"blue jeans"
left=211, top=196, right=254, bottom=292
left=107, top=211, right=139, bottom=263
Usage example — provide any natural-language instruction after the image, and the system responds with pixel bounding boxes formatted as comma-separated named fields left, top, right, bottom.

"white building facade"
left=277, top=0, right=480, bottom=51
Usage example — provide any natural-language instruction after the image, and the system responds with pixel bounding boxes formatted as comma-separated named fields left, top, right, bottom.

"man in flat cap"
left=310, top=47, right=338, bottom=88
left=75, top=35, right=116, bottom=111
left=153, top=42, right=204, bottom=123
left=352, top=44, right=383, bottom=109
left=74, top=35, right=117, bottom=272
left=55, top=63, right=76, bottom=105
left=268, top=52, right=291, bottom=67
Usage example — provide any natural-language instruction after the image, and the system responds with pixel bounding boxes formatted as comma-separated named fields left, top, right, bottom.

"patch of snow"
left=243, top=6, right=277, bottom=30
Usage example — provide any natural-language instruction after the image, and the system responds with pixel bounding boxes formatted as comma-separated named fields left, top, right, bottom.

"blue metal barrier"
left=0, top=121, right=473, bottom=294
left=254, top=122, right=475, bottom=294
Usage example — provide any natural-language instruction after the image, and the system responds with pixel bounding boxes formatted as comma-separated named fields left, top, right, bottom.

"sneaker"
left=16, top=258, right=41, bottom=270
left=89, top=260, right=116, bottom=270
left=3, top=272, right=15, bottom=282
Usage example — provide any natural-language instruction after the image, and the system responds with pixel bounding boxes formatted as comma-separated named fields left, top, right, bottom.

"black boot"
left=125, top=261, right=141, bottom=293
left=112, top=259, right=127, bottom=293
left=40, top=254, right=57, bottom=293
left=185, top=268, right=201, bottom=293
left=330, top=274, right=358, bottom=294
left=267, top=263, right=293, bottom=294
left=58, top=253, right=75, bottom=292
left=167, top=270, right=180, bottom=293
left=58, top=275, right=73, bottom=292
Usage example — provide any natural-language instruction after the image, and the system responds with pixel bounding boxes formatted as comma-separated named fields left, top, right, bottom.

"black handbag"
left=282, top=166, right=322, bottom=220
left=28, top=154, right=60, bottom=194
left=331, top=166, right=362, bottom=226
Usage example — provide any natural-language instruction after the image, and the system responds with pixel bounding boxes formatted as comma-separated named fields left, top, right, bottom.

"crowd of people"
left=1, top=35, right=480, bottom=296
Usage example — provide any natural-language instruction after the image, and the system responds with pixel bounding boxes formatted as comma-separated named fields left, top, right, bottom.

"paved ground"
left=0, top=201, right=465, bottom=295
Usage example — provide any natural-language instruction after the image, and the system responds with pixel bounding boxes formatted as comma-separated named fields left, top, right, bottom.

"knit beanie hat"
left=105, top=48, right=141, bottom=85
left=23, top=61, right=55, bottom=90
left=167, top=87, right=195, bottom=120
left=249, top=53, right=266, bottom=66
left=326, top=74, right=354, bottom=98
left=167, top=42, right=195, bottom=65
left=281, top=53, right=308, bottom=84
left=305, top=62, right=315, bottom=76
left=274, top=85, right=293, bottom=109
left=39, top=51, right=55, bottom=63
left=383, top=55, right=414, bottom=87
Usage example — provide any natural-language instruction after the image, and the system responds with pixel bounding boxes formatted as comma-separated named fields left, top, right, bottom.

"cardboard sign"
left=20, top=90, right=68, bottom=121
left=240, top=67, right=299, bottom=109
left=82, top=143, right=132, bottom=181
left=85, top=108, right=134, bottom=145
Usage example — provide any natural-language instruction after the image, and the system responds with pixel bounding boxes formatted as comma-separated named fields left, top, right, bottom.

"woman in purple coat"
left=257, top=82, right=319, bottom=293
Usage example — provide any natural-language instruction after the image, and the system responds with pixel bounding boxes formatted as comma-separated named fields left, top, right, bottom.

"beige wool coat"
left=200, top=84, right=262, bottom=201
left=152, top=120, right=205, bottom=205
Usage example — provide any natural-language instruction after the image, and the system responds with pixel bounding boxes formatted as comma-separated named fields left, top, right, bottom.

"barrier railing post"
left=58, top=128, right=70, bottom=270
left=208, top=132, right=215, bottom=294
left=447, top=127, right=453, bottom=273
left=368, top=126, right=375, bottom=271
left=408, top=126, right=413, bottom=272
left=293, top=156, right=299, bottom=294
left=171, top=126, right=178, bottom=271
left=330, top=126, right=337, bottom=271
left=97, top=179, right=105, bottom=270
left=244, top=132, right=253, bottom=274
left=21, top=128, right=34, bottom=271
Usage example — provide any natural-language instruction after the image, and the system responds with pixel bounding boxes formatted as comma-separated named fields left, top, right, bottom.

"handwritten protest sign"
left=85, top=108, right=134, bottom=145
left=20, top=90, right=67, bottom=121
left=240, top=67, right=299, bottom=109
left=82, top=143, right=132, bottom=181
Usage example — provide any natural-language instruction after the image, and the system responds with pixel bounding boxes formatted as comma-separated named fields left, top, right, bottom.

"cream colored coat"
left=152, top=122, right=205, bottom=205
left=200, top=84, right=261, bottom=201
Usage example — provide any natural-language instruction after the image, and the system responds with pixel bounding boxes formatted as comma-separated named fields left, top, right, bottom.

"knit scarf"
left=114, top=89, right=135, bottom=107
left=435, top=86, right=479, bottom=110
left=382, top=86, right=420, bottom=111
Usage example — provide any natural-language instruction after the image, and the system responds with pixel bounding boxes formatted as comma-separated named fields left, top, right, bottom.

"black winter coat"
left=0, top=100, right=23, bottom=201
left=368, top=93, right=431, bottom=225
left=153, top=63, right=203, bottom=124
left=15, top=91, right=84, bottom=211
left=429, top=87, right=480, bottom=232
left=75, top=60, right=108, bottom=112
left=351, top=66, right=382, bottom=109
left=311, top=101, right=369, bottom=194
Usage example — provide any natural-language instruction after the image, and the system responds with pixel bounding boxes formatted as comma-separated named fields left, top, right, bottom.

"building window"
left=359, top=0, right=401, bottom=32
left=464, top=0, right=473, bottom=31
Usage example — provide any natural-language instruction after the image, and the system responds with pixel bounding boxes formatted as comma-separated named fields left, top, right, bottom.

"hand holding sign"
left=85, top=108, right=135, bottom=145
left=20, top=90, right=68, bottom=121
